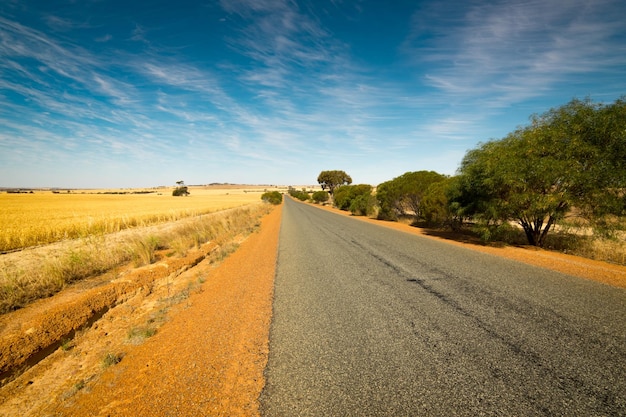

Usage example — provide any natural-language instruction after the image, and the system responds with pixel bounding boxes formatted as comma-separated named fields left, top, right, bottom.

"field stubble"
left=0, top=187, right=273, bottom=253
left=0, top=198, right=274, bottom=394
left=0, top=187, right=279, bottom=314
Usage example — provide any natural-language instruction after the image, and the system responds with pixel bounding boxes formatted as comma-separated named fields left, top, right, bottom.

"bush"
left=333, top=184, right=373, bottom=213
left=288, top=188, right=310, bottom=201
left=421, top=178, right=458, bottom=227
left=349, top=194, right=377, bottom=216
left=376, top=171, right=446, bottom=221
left=311, top=190, right=329, bottom=204
left=172, top=186, right=189, bottom=196
left=261, top=191, right=283, bottom=205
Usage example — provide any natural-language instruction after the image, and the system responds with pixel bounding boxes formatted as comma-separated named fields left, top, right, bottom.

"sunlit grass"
left=0, top=187, right=274, bottom=252
left=0, top=196, right=274, bottom=313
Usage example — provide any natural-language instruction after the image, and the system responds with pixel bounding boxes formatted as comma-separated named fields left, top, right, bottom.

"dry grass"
left=0, top=196, right=274, bottom=313
left=0, top=186, right=277, bottom=252
left=465, top=221, right=626, bottom=266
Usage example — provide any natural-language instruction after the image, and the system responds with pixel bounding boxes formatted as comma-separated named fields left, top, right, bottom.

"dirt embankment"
left=0, top=205, right=281, bottom=417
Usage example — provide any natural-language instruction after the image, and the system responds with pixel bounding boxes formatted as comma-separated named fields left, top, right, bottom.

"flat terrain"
left=1, top=196, right=625, bottom=416
left=261, top=198, right=626, bottom=416
left=0, top=186, right=281, bottom=252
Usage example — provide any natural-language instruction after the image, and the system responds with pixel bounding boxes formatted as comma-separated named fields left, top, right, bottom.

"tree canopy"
left=453, top=97, right=626, bottom=246
left=376, top=171, right=447, bottom=221
left=333, top=184, right=374, bottom=214
left=172, top=180, right=189, bottom=196
left=317, top=170, right=352, bottom=195
left=261, top=191, right=283, bottom=205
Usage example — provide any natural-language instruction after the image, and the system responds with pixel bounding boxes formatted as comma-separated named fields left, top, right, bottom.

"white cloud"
left=95, top=34, right=112, bottom=42
left=406, top=0, right=626, bottom=105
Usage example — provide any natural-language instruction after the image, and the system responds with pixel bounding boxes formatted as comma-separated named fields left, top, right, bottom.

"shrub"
left=288, top=188, right=309, bottom=201
left=311, top=190, right=329, bottom=204
left=261, top=191, right=283, bottom=205
left=349, top=194, right=377, bottom=216
left=101, top=352, right=123, bottom=368
left=334, top=184, right=373, bottom=212
left=376, top=171, right=446, bottom=221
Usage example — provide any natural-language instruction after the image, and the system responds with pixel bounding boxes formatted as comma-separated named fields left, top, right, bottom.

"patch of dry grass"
left=0, top=203, right=272, bottom=314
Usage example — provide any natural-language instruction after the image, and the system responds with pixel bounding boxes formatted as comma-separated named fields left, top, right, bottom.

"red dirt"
left=52, top=205, right=281, bottom=416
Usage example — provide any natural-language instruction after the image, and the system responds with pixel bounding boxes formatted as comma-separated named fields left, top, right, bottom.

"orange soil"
left=52, top=205, right=281, bottom=416
left=1, top=200, right=624, bottom=417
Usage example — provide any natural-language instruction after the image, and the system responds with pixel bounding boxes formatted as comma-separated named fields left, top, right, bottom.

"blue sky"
left=1, top=0, right=625, bottom=188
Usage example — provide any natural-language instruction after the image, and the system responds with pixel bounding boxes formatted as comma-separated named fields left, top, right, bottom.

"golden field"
left=0, top=186, right=282, bottom=252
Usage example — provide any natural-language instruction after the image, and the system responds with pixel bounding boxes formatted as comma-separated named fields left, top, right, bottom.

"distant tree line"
left=307, top=97, right=626, bottom=248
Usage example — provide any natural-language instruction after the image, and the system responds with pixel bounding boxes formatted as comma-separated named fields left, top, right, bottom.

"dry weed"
left=0, top=203, right=272, bottom=314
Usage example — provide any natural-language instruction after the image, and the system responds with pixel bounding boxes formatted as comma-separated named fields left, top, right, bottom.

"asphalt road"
left=259, top=198, right=626, bottom=416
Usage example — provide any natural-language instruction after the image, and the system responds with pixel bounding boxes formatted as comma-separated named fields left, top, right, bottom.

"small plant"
left=60, top=337, right=74, bottom=351
left=127, top=326, right=157, bottom=344
left=132, top=235, right=160, bottom=266
left=101, top=352, right=122, bottom=368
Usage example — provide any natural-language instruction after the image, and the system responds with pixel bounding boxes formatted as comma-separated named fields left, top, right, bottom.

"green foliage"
left=421, top=178, right=456, bottom=227
left=288, top=187, right=310, bottom=201
left=349, top=193, right=378, bottom=216
left=172, top=186, right=189, bottom=196
left=311, top=190, right=330, bottom=204
left=101, top=352, right=122, bottom=368
left=261, top=191, right=283, bottom=205
left=333, top=184, right=373, bottom=214
left=376, top=171, right=447, bottom=221
left=317, top=170, right=352, bottom=195
left=454, top=97, right=626, bottom=246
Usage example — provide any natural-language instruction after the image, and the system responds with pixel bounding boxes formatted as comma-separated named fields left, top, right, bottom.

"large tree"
left=454, top=97, right=626, bottom=246
left=317, top=170, right=352, bottom=195
left=376, top=171, right=446, bottom=221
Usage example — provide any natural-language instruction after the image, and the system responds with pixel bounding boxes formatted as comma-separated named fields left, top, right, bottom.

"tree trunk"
left=537, top=215, right=556, bottom=247
left=520, top=220, right=538, bottom=246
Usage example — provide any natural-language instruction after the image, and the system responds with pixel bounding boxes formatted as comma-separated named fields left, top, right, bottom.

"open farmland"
left=0, top=186, right=283, bottom=252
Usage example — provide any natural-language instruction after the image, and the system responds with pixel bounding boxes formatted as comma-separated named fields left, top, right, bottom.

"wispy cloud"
left=406, top=0, right=626, bottom=105
left=1, top=1, right=623, bottom=187
left=95, top=34, right=112, bottom=42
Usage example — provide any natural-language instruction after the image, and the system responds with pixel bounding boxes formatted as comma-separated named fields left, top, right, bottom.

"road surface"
left=260, top=198, right=626, bottom=416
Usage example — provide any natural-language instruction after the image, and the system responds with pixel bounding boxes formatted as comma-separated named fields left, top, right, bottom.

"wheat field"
left=0, top=186, right=277, bottom=252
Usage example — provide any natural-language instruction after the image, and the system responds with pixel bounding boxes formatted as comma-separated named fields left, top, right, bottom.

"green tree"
left=454, top=97, right=626, bottom=246
left=333, top=184, right=373, bottom=212
left=172, top=180, right=189, bottom=196
left=421, top=177, right=457, bottom=227
left=311, top=190, right=330, bottom=204
left=376, top=171, right=446, bottom=221
left=317, top=170, right=352, bottom=195
left=261, top=191, right=283, bottom=205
